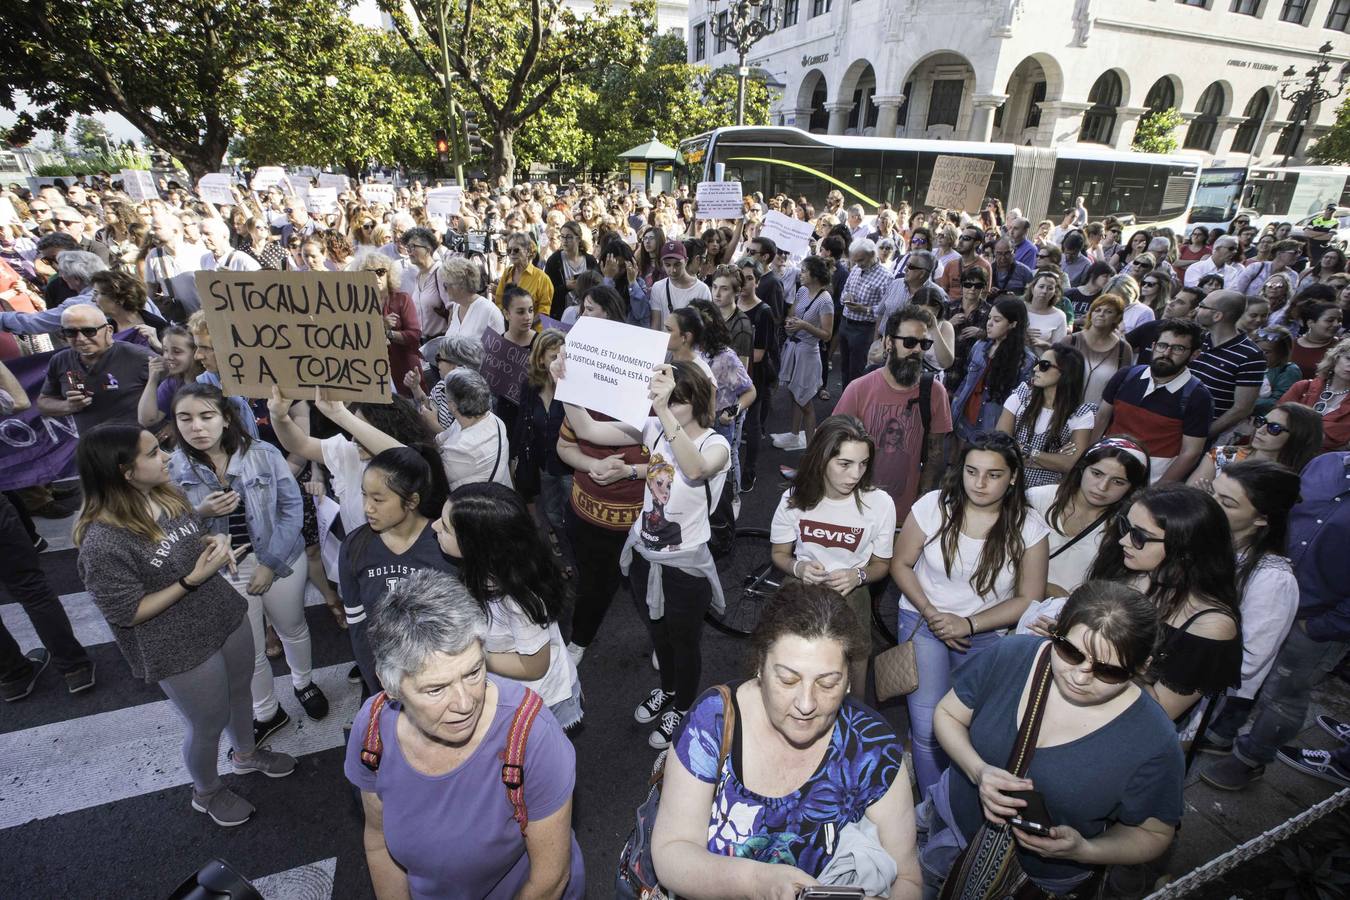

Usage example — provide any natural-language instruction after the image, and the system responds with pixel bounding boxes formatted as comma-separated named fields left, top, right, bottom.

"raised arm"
left=266, top=387, right=324, bottom=463
left=0, top=360, right=29, bottom=413
left=315, top=394, right=405, bottom=456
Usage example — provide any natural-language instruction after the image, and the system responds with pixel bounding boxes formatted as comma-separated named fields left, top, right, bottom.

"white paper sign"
left=0, top=197, right=18, bottom=227
left=695, top=181, right=744, bottom=220
left=306, top=187, right=338, bottom=215
left=318, top=173, right=350, bottom=192
left=760, top=210, right=814, bottom=259
left=120, top=169, right=159, bottom=201
left=197, top=174, right=235, bottom=207
left=252, top=166, right=287, bottom=193
left=555, top=317, right=670, bottom=430
left=425, top=187, right=462, bottom=218
left=361, top=183, right=395, bottom=205
left=289, top=178, right=311, bottom=206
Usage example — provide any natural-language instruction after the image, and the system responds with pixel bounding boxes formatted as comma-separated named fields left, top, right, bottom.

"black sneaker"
left=1193, top=735, right=1233, bottom=756
left=33, top=536, right=49, bottom=553
left=252, top=707, right=291, bottom=747
left=295, top=682, right=329, bottom=720
left=347, top=665, right=362, bottom=684
left=741, top=471, right=756, bottom=493
left=0, top=648, right=50, bottom=702
left=648, top=708, right=684, bottom=750
left=63, top=661, right=96, bottom=694
left=634, top=688, right=674, bottom=725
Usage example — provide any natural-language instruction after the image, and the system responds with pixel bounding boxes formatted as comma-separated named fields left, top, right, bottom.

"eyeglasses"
left=1036, top=253, right=1050, bottom=259
left=961, top=281, right=986, bottom=290
left=911, top=239, right=928, bottom=246
left=1142, top=280, right=1160, bottom=288
left=1252, top=415, right=1287, bottom=436
left=906, top=264, right=928, bottom=272
left=1032, top=359, right=1060, bottom=372
left=1133, top=261, right=1154, bottom=269
left=370, top=267, right=389, bottom=277
left=957, top=235, right=975, bottom=243
left=1115, top=511, right=1165, bottom=551
left=60, top=325, right=109, bottom=340
left=1151, top=340, right=1192, bottom=356
left=890, top=335, right=934, bottom=350
left=1049, top=633, right=1133, bottom=684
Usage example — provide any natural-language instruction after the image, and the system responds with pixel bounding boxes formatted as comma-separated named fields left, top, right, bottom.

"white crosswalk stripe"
left=252, top=857, right=337, bottom=900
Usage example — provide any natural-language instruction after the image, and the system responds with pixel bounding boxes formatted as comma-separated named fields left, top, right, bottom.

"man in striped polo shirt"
left=1192, top=291, right=1266, bottom=442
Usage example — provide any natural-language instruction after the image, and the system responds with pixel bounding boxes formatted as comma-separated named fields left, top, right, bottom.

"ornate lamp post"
left=1279, top=41, right=1349, bottom=165
left=707, top=0, right=780, bottom=126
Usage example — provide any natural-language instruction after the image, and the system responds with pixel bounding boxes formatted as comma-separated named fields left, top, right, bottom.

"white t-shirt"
left=445, top=295, right=505, bottom=342
left=320, top=434, right=368, bottom=533
left=770, top=488, right=897, bottom=573
left=1026, top=307, right=1068, bottom=345
left=1000, top=387, right=1096, bottom=441
left=899, top=489, right=1050, bottom=618
left=1025, top=483, right=1106, bottom=597
left=650, top=277, right=712, bottom=319
left=407, top=267, right=450, bottom=338
left=483, top=595, right=577, bottom=708
left=211, top=249, right=262, bottom=272
left=144, top=242, right=210, bottom=314
left=634, top=419, right=729, bottom=554
left=437, top=413, right=514, bottom=490
left=1121, top=301, right=1155, bottom=332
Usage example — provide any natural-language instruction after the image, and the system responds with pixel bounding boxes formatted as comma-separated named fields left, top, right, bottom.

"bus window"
left=720, top=158, right=772, bottom=202
left=768, top=145, right=835, bottom=209
left=1048, top=159, right=1078, bottom=217
left=831, top=149, right=885, bottom=210
left=1107, top=169, right=1147, bottom=219
left=880, top=150, right=920, bottom=208
left=1247, top=178, right=1295, bottom=220
left=1190, top=168, right=1244, bottom=223
left=1157, top=166, right=1197, bottom=222
left=986, top=156, right=1014, bottom=210
left=1073, top=160, right=1113, bottom=217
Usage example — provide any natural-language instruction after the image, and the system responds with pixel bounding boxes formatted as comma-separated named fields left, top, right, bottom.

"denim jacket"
left=169, top=440, right=304, bottom=576
left=950, top=338, right=1037, bottom=440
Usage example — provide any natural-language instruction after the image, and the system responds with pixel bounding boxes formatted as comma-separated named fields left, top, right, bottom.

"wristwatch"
left=627, top=464, right=638, bottom=480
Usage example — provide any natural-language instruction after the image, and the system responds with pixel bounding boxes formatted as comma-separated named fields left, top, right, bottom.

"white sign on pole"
left=251, top=166, right=287, bottom=193
left=361, top=183, right=395, bottom=206
left=695, top=181, right=744, bottom=220
left=306, top=187, right=338, bottom=216
left=425, top=187, right=462, bottom=219
left=197, top=174, right=235, bottom=207
left=318, top=173, right=350, bottom=192
left=288, top=178, right=311, bottom=207
left=120, top=170, right=160, bottom=202
left=923, top=155, right=996, bottom=213
left=554, top=317, right=670, bottom=430
left=760, top=210, right=815, bottom=259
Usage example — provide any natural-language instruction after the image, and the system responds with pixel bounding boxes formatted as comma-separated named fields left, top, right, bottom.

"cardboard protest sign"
left=479, top=329, right=532, bottom=405
left=120, top=170, right=159, bottom=202
left=924, top=155, right=995, bottom=213
left=760, top=210, right=814, bottom=259
left=554, top=317, right=668, bottom=429
left=318, top=173, right=350, bottom=192
left=425, top=187, right=462, bottom=219
left=538, top=314, right=572, bottom=333
left=251, top=166, right=287, bottom=194
left=306, top=187, right=338, bottom=216
left=361, top=183, right=395, bottom=206
left=193, top=270, right=392, bottom=403
left=695, top=181, right=744, bottom=219
left=198, top=174, right=235, bottom=207
left=0, top=350, right=78, bottom=492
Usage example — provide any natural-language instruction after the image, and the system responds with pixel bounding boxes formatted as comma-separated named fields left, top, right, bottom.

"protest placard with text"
left=0, top=350, right=79, bottom=491
left=251, top=166, right=287, bottom=194
left=695, top=181, right=744, bottom=220
left=0, top=196, right=19, bottom=227
left=554, top=317, right=668, bottom=429
left=479, top=329, right=532, bottom=405
left=361, top=183, right=395, bottom=206
left=198, top=174, right=235, bottom=207
left=306, top=187, right=338, bottom=216
left=194, top=270, right=392, bottom=403
left=318, top=173, right=350, bottom=192
left=760, top=210, right=814, bottom=259
left=538, top=314, right=572, bottom=333
left=923, top=155, right=996, bottom=213
left=120, top=170, right=159, bottom=202
left=425, top=187, right=463, bottom=219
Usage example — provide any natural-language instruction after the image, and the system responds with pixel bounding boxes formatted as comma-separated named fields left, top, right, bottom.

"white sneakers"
left=770, top=431, right=808, bottom=451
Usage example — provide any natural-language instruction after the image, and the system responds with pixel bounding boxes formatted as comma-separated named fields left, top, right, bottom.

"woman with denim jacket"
left=168, top=383, right=327, bottom=746
left=950, top=298, right=1037, bottom=443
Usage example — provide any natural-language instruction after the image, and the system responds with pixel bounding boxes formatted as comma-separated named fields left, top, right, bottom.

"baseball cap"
left=659, top=240, right=687, bottom=261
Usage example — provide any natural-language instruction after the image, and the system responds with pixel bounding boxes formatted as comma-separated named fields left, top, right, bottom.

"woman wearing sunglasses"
left=995, top=343, right=1094, bottom=488
left=890, top=431, right=1049, bottom=795
left=950, top=298, right=1036, bottom=442
left=1278, top=336, right=1350, bottom=452
left=1187, top=401, right=1322, bottom=491
left=924, top=581, right=1183, bottom=897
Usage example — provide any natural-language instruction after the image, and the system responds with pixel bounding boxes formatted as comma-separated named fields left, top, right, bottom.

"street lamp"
left=1278, top=41, right=1349, bottom=165
left=707, top=0, right=779, bottom=126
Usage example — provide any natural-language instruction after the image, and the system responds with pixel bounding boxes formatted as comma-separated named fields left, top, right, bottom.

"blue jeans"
left=1234, top=622, right=1347, bottom=767
left=898, top=607, right=1005, bottom=797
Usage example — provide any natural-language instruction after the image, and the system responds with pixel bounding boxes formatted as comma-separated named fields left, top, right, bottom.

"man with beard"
left=1093, top=318, right=1213, bottom=483
left=833, top=306, right=951, bottom=524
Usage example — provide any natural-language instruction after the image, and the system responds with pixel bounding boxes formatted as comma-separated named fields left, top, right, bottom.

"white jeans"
left=226, top=552, right=312, bottom=720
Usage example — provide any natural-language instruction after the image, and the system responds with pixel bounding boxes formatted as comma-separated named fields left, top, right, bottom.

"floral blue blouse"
left=673, top=684, right=903, bottom=877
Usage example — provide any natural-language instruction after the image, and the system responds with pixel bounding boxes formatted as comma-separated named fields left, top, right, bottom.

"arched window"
left=809, top=79, right=829, bottom=132
left=1144, top=77, right=1176, bottom=114
left=1184, top=83, right=1225, bottom=151
left=1079, top=71, right=1122, bottom=144
left=1231, top=90, right=1270, bottom=155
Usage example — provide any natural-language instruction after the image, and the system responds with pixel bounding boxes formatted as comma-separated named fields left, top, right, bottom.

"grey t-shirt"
left=42, top=341, right=153, bottom=433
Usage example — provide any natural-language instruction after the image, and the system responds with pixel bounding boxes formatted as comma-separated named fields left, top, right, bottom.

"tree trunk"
left=489, top=126, right=517, bottom=186
left=343, top=159, right=362, bottom=179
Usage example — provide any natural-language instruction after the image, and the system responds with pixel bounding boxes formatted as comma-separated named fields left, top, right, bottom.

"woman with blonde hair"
left=1279, top=335, right=1350, bottom=452
left=354, top=250, right=421, bottom=395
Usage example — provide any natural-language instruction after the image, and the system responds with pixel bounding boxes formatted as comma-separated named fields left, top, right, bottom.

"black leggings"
left=566, top=508, right=629, bottom=649
left=629, top=555, right=712, bottom=710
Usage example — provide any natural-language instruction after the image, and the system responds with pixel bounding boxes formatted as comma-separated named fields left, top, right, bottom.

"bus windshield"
left=1190, top=168, right=1245, bottom=223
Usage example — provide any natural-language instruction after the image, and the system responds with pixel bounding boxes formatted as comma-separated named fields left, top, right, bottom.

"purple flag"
left=0, top=351, right=79, bottom=491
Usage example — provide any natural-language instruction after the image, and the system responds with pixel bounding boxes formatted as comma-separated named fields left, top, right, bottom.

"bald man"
left=37, top=304, right=152, bottom=432
left=1191, top=289, right=1266, bottom=440
left=143, top=211, right=211, bottom=319
left=200, top=218, right=261, bottom=272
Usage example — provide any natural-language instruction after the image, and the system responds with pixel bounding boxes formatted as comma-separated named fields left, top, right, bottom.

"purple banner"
left=0, top=351, right=79, bottom=491
left=537, top=314, right=572, bottom=333
left=479, top=330, right=531, bottom=405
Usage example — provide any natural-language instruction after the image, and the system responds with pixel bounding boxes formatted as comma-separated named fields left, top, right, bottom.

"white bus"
left=1190, top=165, right=1350, bottom=230
left=678, top=126, right=1201, bottom=230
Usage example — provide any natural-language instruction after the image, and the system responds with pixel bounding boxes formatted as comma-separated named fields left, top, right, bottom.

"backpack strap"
left=359, top=691, right=392, bottom=771
left=907, top=373, right=935, bottom=466
left=500, top=687, right=545, bottom=836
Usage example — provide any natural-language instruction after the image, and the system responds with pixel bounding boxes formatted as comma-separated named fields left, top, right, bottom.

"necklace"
left=1315, top=386, right=1350, bottom=414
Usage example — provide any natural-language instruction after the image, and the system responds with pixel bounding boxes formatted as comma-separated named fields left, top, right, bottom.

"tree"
left=0, top=0, right=352, bottom=182
left=1309, top=97, right=1350, bottom=165
left=377, top=0, right=651, bottom=183
left=1132, top=108, right=1184, bottom=155
left=71, top=115, right=112, bottom=155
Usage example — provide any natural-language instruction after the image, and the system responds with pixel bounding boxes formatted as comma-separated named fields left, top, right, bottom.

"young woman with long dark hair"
left=75, top=424, right=295, bottom=827
left=951, top=299, right=1036, bottom=442
left=890, top=431, right=1050, bottom=794
left=1187, top=401, right=1322, bottom=490
left=169, top=384, right=326, bottom=746
left=775, top=255, right=834, bottom=446
left=995, top=342, right=1094, bottom=487
left=433, top=482, right=583, bottom=731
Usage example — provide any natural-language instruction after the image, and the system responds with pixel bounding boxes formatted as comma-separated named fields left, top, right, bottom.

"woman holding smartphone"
left=74, top=424, right=295, bottom=828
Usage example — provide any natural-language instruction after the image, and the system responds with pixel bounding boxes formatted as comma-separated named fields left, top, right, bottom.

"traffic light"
left=434, top=128, right=450, bottom=164
left=464, top=112, right=483, bottom=156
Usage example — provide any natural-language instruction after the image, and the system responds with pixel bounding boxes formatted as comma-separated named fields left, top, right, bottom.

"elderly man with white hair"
left=1183, top=234, right=1243, bottom=290
left=36, top=302, right=152, bottom=432
left=838, top=237, right=891, bottom=388
left=199, top=218, right=261, bottom=272
left=51, top=205, right=111, bottom=264
left=144, top=211, right=211, bottom=319
left=0, top=250, right=110, bottom=335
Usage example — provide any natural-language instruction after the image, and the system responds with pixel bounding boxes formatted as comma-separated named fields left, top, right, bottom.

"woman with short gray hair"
left=408, top=334, right=486, bottom=430
left=438, top=368, right=514, bottom=490
left=345, top=569, right=586, bottom=899
left=440, top=254, right=503, bottom=341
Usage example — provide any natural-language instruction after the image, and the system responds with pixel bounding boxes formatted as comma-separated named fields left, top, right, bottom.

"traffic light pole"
left=435, top=0, right=464, bottom=186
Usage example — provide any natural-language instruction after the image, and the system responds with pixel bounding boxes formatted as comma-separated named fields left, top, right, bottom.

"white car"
left=1291, top=206, right=1350, bottom=251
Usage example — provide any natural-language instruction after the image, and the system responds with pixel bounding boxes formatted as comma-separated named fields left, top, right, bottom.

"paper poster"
left=306, top=187, right=338, bottom=216
left=479, top=329, right=532, bottom=405
left=0, top=196, right=19, bottom=226
left=554, top=317, right=669, bottom=429
left=251, top=166, right=287, bottom=194
left=288, top=178, right=311, bottom=207
left=318, top=173, right=351, bottom=192
left=538, top=314, right=572, bottom=333
left=198, top=174, right=235, bottom=207
left=361, top=183, right=395, bottom=206
left=120, top=169, right=159, bottom=202
left=924, top=155, right=996, bottom=213
left=425, top=187, right=462, bottom=219
left=193, top=269, right=392, bottom=403
left=760, top=210, right=814, bottom=259
left=695, top=181, right=744, bottom=220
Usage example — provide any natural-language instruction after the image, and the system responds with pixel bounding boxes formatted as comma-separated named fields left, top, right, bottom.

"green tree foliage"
left=71, top=115, right=113, bottom=155
left=1309, top=97, right=1350, bottom=165
left=1132, top=108, right=1184, bottom=155
left=0, top=0, right=352, bottom=182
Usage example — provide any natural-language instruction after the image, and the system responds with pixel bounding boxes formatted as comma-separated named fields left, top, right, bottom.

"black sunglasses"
left=1049, top=633, right=1133, bottom=684
left=1115, top=511, right=1165, bottom=551
left=961, top=281, right=986, bottom=289
left=890, top=335, right=934, bottom=350
left=906, top=263, right=928, bottom=272
left=1253, top=415, right=1287, bottom=436
left=370, top=267, right=389, bottom=277
left=60, top=324, right=109, bottom=340
left=1033, top=359, right=1060, bottom=372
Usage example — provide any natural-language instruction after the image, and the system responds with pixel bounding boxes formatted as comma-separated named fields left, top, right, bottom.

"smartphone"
left=798, top=888, right=865, bottom=899
left=65, top=369, right=86, bottom=394
left=1007, top=789, right=1055, bottom=837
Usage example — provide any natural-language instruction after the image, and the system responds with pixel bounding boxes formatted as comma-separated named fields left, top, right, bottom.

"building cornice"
left=1093, top=17, right=1348, bottom=63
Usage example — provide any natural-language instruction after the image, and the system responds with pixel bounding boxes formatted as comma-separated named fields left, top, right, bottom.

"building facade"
left=688, top=0, right=1350, bottom=163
